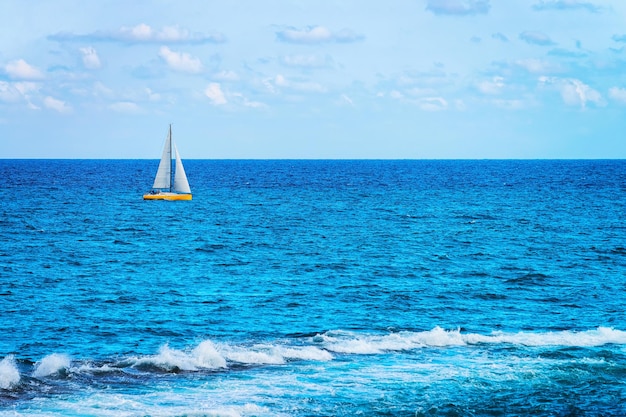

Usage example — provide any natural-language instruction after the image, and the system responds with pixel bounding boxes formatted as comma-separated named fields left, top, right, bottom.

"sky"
left=2, top=0, right=626, bottom=159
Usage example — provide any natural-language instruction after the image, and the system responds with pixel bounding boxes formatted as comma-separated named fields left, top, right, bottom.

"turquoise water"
left=1, top=159, right=625, bottom=416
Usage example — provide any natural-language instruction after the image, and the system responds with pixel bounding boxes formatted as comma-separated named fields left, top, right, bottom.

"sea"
left=0, top=159, right=625, bottom=416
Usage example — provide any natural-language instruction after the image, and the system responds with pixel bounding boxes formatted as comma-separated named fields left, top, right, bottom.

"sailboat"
left=143, top=124, right=192, bottom=201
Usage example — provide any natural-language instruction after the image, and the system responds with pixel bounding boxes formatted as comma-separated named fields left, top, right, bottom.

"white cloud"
left=386, top=88, right=449, bottom=111
left=0, top=81, right=41, bottom=109
left=262, top=79, right=278, bottom=95
left=230, top=92, right=265, bottom=108
left=282, top=54, right=332, bottom=68
left=274, top=74, right=326, bottom=93
left=406, top=87, right=438, bottom=96
left=418, top=97, right=448, bottom=111
left=454, top=99, right=467, bottom=111
left=14, top=82, right=40, bottom=95
left=79, top=47, right=101, bottom=69
left=49, top=24, right=225, bottom=44
left=205, top=82, right=227, bottom=105
left=125, top=23, right=152, bottom=41
left=560, top=79, right=602, bottom=108
left=540, top=76, right=603, bottom=108
left=213, top=70, right=239, bottom=81
left=0, top=81, right=24, bottom=102
left=493, top=99, right=526, bottom=110
left=477, top=76, right=505, bottom=95
left=109, top=101, right=141, bottom=113
left=242, top=99, right=264, bottom=108
left=274, top=74, right=288, bottom=87
left=393, top=68, right=451, bottom=89
left=145, top=88, right=161, bottom=101
left=122, top=24, right=225, bottom=43
left=426, top=0, right=491, bottom=16
left=514, top=58, right=556, bottom=74
left=43, top=96, right=72, bottom=113
left=93, top=81, right=114, bottom=99
left=5, top=59, right=44, bottom=80
left=276, top=26, right=363, bottom=44
left=608, top=87, right=626, bottom=103
left=279, top=26, right=330, bottom=43
left=158, top=46, right=203, bottom=73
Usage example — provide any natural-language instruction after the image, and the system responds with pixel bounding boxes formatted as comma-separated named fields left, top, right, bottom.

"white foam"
left=20, top=327, right=625, bottom=383
left=416, top=326, right=467, bottom=346
left=317, top=326, right=626, bottom=354
left=318, top=330, right=388, bottom=354
left=192, top=340, right=228, bottom=369
left=73, top=362, right=118, bottom=373
left=273, top=345, right=333, bottom=362
left=132, top=342, right=227, bottom=372
left=18, top=390, right=270, bottom=417
left=0, top=355, right=20, bottom=389
left=318, top=328, right=457, bottom=354
left=473, top=326, right=626, bottom=347
left=32, top=353, right=71, bottom=378
left=221, top=343, right=333, bottom=365
left=222, top=345, right=286, bottom=365
left=124, top=339, right=332, bottom=372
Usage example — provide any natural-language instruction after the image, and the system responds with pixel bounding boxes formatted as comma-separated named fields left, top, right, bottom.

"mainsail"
left=152, top=131, right=172, bottom=190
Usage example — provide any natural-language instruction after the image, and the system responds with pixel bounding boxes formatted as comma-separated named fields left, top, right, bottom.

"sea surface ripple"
left=0, top=159, right=625, bottom=416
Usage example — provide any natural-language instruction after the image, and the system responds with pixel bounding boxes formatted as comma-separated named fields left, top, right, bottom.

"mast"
left=169, top=124, right=173, bottom=192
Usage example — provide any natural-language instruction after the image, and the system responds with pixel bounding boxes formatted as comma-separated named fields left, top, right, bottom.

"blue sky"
left=1, top=0, right=626, bottom=158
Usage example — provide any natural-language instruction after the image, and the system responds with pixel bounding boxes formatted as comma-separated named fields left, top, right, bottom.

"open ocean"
left=0, top=159, right=625, bottom=416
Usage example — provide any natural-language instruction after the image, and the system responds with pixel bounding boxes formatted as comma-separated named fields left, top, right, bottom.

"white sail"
left=173, top=143, right=191, bottom=194
left=145, top=124, right=192, bottom=200
left=152, top=130, right=172, bottom=189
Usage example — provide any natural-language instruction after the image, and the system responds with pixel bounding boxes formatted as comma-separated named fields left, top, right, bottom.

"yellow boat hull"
left=143, top=192, right=192, bottom=201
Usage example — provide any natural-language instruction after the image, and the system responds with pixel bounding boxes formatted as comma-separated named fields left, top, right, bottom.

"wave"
left=220, top=344, right=333, bottom=365
left=32, top=353, right=71, bottom=378
left=0, top=353, right=72, bottom=392
left=0, top=356, right=20, bottom=389
left=124, top=340, right=333, bottom=372
left=124, top=340, right=227, bottom=372
left=318, top=326, right=626, bottom=354
left=2, top=327, right=624, bottom=390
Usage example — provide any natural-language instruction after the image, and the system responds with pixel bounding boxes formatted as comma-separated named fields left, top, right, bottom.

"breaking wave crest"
left=124, top=340, right=333, bottom=372
left=0, top=356, right=20, bottom=389
left=2, top=327, right=624, bottom=388
left=32, top=353, right=71, bottom=378
left=127, top=340, right=228, bottom=372
left=317, top=326, right=626, bottom=354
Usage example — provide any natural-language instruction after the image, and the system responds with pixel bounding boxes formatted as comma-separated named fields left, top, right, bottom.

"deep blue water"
left=0, top=159, right=625, bottom=416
